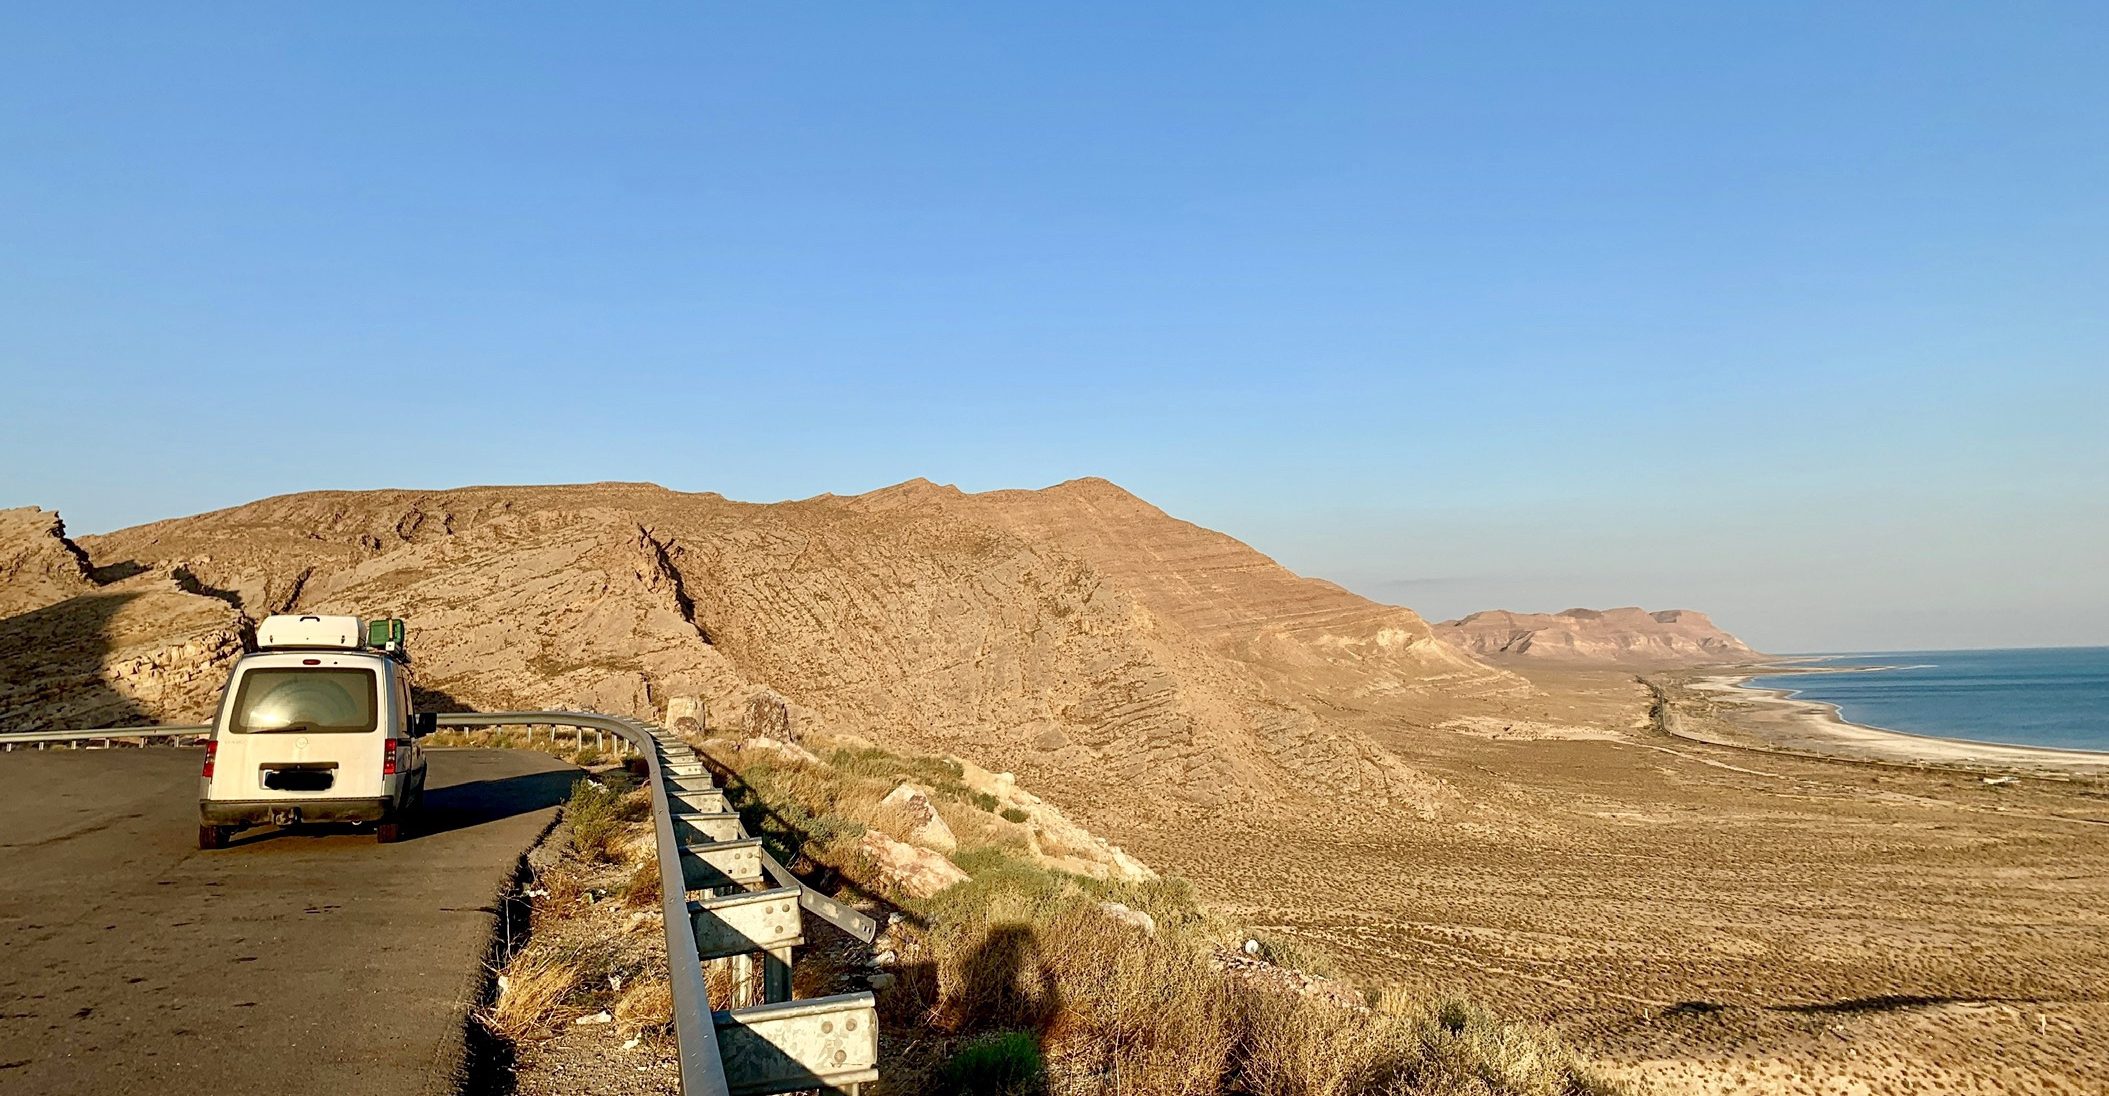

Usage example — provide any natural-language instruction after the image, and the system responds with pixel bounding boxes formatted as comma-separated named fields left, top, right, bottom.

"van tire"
left=197, top=825, right=229, bottom=850
left=375, top=819, right=403, bottom=844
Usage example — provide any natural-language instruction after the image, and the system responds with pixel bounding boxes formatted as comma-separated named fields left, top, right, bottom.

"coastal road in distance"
left=0, top=747, right=577, bottom=1096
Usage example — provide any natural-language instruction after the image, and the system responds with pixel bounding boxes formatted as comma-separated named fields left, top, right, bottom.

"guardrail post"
left=732, top=953, right=755, bottom=1009
left=762, top=946, right=792, bottom=1004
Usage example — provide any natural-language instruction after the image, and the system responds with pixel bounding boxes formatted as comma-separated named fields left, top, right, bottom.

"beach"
left=1653, top=662, right=2109, bottom=776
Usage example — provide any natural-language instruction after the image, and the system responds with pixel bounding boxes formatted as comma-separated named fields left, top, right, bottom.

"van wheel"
left=375, top=820, right=403, bottom=844
left=197, top=825, right=229, bottom=850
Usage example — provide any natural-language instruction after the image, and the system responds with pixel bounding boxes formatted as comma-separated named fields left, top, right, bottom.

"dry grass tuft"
left=617, top=861, right=660, bottom=909
left=537, top=862, right=588, bottom=916
left=614, top=976, right=674, bottom=1035
left=487, top=945, right=586, bottom=1040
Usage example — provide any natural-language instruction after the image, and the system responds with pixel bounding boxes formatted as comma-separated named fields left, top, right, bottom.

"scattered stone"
left=857, top=830, right=970, bottom=898
left=1099, top=900, right=1156, bottom=935
left=880, top=782, right=958, bottom=852
left=573, top=1010, right=613, bottom=1026
left=743, top=689, right=798, bottom=743
left=739, top=736, right=820, bottom=764
left=665, top=695, right=705, bottom=735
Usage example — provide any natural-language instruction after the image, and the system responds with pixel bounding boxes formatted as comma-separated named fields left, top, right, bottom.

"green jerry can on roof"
left=366, top=617, right=407, bottom=653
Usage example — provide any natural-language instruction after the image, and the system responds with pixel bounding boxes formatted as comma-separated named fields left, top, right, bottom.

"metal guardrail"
left=434, top=712, right=881, bottom=1096
left=3, top=712, right=881, bottom=1095
left=0, top=725, right=210, bottom=748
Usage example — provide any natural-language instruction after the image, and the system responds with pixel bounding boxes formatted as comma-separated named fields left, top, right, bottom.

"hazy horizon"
left=4, top=5, right=2105, bottom=654
left=17, top=471, right=2103, bottom=656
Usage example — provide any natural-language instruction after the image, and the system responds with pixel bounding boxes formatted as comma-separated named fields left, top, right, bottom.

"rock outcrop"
left=880, top=782, right=959, bottom=853
left=1433, top=607, right=1759, bottom=665
left=0, top=508, right=249, bottom=730
left=857, top=830, right=971, bottom=898
left=0, top=507, right=95, bottom=615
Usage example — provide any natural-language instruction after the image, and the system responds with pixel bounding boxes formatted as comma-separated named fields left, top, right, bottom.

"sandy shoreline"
left=1669, top=662, right=2109, bottom=775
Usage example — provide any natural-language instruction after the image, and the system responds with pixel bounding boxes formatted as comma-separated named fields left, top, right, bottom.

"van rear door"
left=210, top=660, right=389, bottom=803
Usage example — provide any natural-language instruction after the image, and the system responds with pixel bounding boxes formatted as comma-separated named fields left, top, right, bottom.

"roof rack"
left=254, top=614, right=410, bottom=661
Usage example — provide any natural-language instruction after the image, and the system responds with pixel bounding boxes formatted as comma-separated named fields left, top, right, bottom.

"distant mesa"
left=1432, top=606, right=1759, bottom=666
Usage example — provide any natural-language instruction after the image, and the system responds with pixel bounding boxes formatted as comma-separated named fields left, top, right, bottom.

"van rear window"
left=229, top=668, right=378, bottom=734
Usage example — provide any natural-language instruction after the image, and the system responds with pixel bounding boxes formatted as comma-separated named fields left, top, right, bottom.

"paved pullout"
left=0, top=747, right=578, bottom=1096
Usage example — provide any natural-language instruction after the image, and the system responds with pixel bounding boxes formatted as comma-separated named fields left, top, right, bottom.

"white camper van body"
left=197, top=614, right=430, bottom=846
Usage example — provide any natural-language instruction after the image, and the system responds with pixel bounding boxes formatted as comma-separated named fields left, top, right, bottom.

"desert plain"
left=4, top=483, right=2105, bottom=1095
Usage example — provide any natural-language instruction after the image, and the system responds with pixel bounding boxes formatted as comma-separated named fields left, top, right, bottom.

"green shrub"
left=1000, top=806, right=1030, bottom=824
left=566, top=778, right=623, bottom=861
left=934, top=1031, right=1047, bottom=1096
left=826, top=746, right=963, bottom=789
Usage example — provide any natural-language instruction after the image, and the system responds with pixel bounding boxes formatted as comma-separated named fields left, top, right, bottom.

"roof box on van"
left=256, top=614, right=366, bottom=650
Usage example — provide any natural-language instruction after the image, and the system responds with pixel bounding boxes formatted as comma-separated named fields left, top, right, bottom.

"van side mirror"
left=413, top=712, right=438, bottom=738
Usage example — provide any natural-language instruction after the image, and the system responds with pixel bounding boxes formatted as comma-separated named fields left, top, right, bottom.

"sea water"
left=1746, top=647, right=2109, bottom=753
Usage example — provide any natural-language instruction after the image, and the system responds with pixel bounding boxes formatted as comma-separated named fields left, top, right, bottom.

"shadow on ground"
left=220, top=767, right=579, bottom=847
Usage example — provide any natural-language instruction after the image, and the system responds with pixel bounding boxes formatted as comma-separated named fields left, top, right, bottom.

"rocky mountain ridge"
left=1433, top=606, right=1760, bottom=665
left=32, top=479, right=1521, bottom=828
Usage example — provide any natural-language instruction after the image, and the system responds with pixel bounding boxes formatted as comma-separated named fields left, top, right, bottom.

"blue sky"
left=3, top=4, right=2104, bottom=652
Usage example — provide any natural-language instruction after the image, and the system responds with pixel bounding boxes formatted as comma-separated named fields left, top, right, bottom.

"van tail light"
left=201, top=741, right=218, bottom=778
left=383, top=739, right=400, bottom=776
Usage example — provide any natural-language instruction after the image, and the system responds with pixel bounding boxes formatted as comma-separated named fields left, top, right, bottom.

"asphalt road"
left=0, top=747, right=578, bottom=1096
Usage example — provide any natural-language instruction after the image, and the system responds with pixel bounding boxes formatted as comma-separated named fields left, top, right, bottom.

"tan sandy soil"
left=14, top=485, right=2107, bottom=1094
left=1080, top=666, right=2109, bottom=1096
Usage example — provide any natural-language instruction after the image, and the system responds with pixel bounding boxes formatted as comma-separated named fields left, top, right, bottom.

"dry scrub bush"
left=714, top=740, right=1033, bottom=868
left=842, top=797, right=933, bottom=846
left=901, top=847, right=1608, bottom=1096
left=538, top=862, right=588, bottom=916
left=706, top=739, right=1612, bottom=1096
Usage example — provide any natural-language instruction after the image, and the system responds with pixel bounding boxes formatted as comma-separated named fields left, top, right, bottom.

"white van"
left=197, top=614, right=434, bottom=848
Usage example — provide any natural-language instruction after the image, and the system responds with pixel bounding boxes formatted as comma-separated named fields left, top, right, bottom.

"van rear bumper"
left=201, top=797, right=391, bottom=826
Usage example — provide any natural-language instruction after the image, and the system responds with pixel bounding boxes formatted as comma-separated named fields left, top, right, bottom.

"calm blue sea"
left=1746, top=647, right=2109, bottom=753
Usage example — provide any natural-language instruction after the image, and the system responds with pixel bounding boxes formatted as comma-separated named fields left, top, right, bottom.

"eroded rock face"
left=0, top=508, right=248, bottom=730
left=0, top=507, right=95, bottom=615
left=1433, top=607, right=1760, bottom=665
